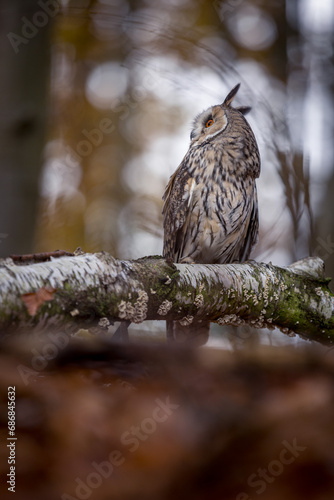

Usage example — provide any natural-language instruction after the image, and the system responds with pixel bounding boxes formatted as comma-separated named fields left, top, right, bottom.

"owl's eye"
left=205, top=119, right=214, bottom=128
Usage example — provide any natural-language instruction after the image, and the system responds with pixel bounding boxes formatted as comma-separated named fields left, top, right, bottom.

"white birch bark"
left=0, top=253, right=333, bottom=344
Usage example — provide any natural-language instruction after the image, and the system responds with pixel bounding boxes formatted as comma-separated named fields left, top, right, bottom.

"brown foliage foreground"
left=1, top=338, right=334, bottom=500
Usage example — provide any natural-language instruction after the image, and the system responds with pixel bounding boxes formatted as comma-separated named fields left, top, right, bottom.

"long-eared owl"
left=162, top=83, right=260, bottom=344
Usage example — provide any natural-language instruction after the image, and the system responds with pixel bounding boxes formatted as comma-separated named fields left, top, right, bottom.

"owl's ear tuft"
left=236, top=106, right=251, bottom=116
left=223, top=83, right=240, bottom=107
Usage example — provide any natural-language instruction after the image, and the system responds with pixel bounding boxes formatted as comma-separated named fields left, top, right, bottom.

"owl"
left=162, top=83, right=260, bottom=344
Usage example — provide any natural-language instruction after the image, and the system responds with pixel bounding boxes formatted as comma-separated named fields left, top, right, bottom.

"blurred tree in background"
left=0, top=0, right=53, bottom=257
left=0, top=0, right=333, bottom=296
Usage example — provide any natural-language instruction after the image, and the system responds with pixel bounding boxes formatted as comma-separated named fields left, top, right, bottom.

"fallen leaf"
left=21, top=286, right=56, bottom=316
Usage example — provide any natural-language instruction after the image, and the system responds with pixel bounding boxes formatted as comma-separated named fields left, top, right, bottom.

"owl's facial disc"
left=190, top=105, right=228, bottom=144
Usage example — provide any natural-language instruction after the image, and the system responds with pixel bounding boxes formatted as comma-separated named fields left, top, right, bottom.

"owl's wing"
left=238, top=185, right=259, bottom=262
left=213, top=182, right=259, bottom=264
left=162, top=160, right=195, bottom=260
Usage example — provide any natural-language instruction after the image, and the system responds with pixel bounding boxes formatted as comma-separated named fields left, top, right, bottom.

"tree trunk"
left=0, top=0, right=55, bottom=257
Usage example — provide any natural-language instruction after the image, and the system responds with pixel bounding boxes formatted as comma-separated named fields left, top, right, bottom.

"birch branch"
left=0, top=253, right=333, bottom=344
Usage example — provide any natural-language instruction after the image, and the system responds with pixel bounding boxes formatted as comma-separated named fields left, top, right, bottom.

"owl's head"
left=190, top=83, right=251, bottom=146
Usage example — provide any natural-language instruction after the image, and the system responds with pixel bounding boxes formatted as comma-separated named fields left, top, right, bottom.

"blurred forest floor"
left=1, top=338, right=334, bottom=500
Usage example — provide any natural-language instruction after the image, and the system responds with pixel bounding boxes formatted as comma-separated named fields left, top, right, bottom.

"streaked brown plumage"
left=162, top=83, right=260, bottom=344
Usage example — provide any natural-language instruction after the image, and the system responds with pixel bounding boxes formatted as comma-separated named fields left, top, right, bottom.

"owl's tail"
left=166, top=320, right=210, bottom=346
